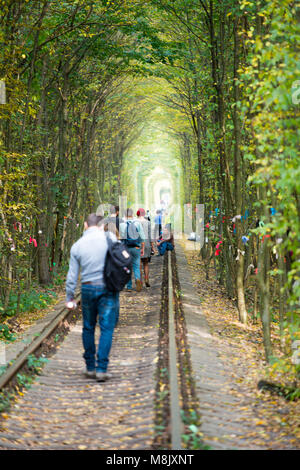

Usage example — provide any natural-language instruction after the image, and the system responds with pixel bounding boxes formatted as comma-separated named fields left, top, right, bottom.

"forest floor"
left=0, top=257, right=162, bottom=450
left=1, top=247, right=299, bottom=450
left=181, top=242, right=300, bottom=449
left=1, top=287, right=65, bottom=342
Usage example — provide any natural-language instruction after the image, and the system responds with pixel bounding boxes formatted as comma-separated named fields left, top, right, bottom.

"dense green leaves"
left=0, top=0, right=299, bottom=373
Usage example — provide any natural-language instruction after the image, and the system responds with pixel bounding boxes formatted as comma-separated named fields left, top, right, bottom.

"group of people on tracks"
left=65, top=206, right=174, bottom=383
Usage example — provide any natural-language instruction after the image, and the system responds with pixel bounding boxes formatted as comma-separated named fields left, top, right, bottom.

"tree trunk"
left=233, top=14, right=247, bottom=324
left=257, top=186, right=272, bottom=362
left=36, top=55, right=51, bottom=284
left=278, top=247, right=286, bottom=351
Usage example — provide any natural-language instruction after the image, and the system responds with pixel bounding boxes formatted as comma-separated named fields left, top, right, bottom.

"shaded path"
left=176, top=242, right=299, bottom=450
left=0, top=258, right=162, bottom=450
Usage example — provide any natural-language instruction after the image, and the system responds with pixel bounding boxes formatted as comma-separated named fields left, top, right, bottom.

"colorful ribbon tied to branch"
left=7, top=236, right=15, bottom=251
left=232, top=214, right=241, bottom=223
left=215, top=240, right=222, bottom=256
left=29, top=237, right=37, bottom=247
left=241, top=209, right=250, bottom=222
left=236, top=249, right=245, bottom=261
left=13, top=222, right=22, bottom=232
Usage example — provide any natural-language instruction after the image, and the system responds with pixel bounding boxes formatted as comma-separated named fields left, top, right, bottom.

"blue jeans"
left=115, top=292, right=120, bottom=326
left=81, top=285, right=118, bottom=373
left=126, top=247, right=141, bottom=289
left=158, top=241, right=174, bottom=256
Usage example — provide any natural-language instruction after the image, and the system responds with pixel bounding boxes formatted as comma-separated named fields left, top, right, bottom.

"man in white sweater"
left=66, top=213, right=118, bottom=382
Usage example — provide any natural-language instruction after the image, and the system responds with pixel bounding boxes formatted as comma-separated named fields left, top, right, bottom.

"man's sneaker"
left=145, top=280, right=150, bottom=287
left=96, top=372, right=112, bottom=382
left=84, top=369, right=96, bottom=378
left=136, top=279, right=142, bottom=292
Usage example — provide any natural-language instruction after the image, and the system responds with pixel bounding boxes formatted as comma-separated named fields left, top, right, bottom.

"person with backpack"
left=137, top=208, right=155, bottom=287
left=100, top=215, right=131, bottom=326
left=119, top=208, right=145, bottom=292
left=106, top=205, right=119, bottom=233
left=65, top=213, right=120, bottom=383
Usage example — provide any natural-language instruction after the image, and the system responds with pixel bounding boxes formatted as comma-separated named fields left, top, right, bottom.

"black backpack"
left=104, top=234, right=132, bottom=292
left=124, top=220, right=141, bottom=248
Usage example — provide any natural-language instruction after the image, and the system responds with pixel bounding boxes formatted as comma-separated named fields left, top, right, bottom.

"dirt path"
left=1, top=245, right=298, bottom=451
left=176, top=242, right=299, bottom=450
left=0, top=257, right=162, bottom=450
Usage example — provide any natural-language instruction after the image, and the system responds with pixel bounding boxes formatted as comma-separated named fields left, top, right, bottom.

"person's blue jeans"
left=126, top=247, right=141, bottom=289
left=81, top=285, right=118, bottom=373
left=158, top=241, right=174, bottom=256
left=115, top=292, right=120, bottom=326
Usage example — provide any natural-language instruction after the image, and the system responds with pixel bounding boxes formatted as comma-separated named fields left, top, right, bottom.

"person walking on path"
left=100, top=215, right=121, bottom=327
left=107, top=205, right=119, bottom=233
left=156, top=225, right=174, bottom=256
left=154, top=209, right=162, bottom=241
left=119, top=208, right=145, bottom=292
left=65, top=213, right=118, bottom=382
left=137, top=208, right=155, bottom=287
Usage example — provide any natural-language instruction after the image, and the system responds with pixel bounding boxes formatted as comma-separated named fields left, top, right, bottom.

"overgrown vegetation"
left=0, top=0, right=299, bottom=387
left=139, top=0, right=299, bottom=380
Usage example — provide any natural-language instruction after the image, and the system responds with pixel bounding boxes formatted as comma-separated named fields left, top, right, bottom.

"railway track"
left=0, top=249, right=202, bottom=450
left=0, top=292, right=82, bottom=391
left=153, top=250, right=202, bottom=450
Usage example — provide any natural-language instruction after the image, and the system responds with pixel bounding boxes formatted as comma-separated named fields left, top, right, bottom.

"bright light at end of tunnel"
left=144, top=167, right=173, bottom=211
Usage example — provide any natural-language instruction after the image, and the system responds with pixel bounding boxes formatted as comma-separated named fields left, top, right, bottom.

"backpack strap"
left=126, top=220, right=130, bottom=239
left=105, top=231, right=115, bottom=248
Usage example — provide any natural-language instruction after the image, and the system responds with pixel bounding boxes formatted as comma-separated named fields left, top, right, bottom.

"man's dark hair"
left=115, top=205, right=119, bottom=213
left=86, top=213, right=102, bottom=227
left=126, top=208, right=133, bottom=218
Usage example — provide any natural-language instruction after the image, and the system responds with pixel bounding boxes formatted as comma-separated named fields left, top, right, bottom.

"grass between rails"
left=181, top=242, right=300, bottom=449
left=171, top=249, right=209, bottom=450
left=153, top=250, right=210, bottom=450
left=153, top=253, right=170, bottom=450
